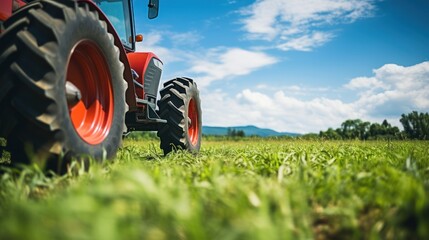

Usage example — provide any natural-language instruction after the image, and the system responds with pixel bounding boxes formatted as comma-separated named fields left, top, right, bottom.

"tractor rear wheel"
left=157, top=77, right=202, bottom=155
left=0, top=0, right=127, bottom=172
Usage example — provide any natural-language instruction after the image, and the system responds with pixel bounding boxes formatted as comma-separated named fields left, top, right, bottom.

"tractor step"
left=125, top=97, right=166, bottom=132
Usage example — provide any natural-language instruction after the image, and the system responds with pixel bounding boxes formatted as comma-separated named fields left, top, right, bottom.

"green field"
left=0, top=139, right=428, bottom=239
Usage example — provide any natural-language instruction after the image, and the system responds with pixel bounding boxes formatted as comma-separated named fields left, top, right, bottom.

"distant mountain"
left=202, top=125, right=300, bottom=137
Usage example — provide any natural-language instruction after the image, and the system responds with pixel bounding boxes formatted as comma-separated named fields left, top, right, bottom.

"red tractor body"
left=0, top=0, right=25, bottom=22
left=0, top=1, right=12, bottom=20
left=0, top=0, right=202, bottom=172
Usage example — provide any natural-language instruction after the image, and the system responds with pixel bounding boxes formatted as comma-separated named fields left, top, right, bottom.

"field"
left=0, top=138, right=428, bottom=239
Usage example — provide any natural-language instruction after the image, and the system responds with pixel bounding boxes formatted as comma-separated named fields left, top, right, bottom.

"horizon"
left=135, top=0, right=429, bottom=133
left=202, top=114, right=407, bottom=134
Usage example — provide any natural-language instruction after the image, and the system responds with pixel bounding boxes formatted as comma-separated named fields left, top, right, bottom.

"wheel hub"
left=66, top=40, right=114, bottom=145
left=188, top=98, right=199, bottom=146
left=65, top=81, right=82, bottom=108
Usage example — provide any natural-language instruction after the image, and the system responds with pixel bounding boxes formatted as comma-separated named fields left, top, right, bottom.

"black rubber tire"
left=157, top=77, right=202, bottom=155
left=0, top=0, right=127, bottom=173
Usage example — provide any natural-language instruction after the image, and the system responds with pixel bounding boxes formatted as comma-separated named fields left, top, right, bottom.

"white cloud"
left=135, top=31, right=203, bottom=65
left=374, top=63, right=429, bottom=91
left=251, top=84, right=331, bottom=97
left=189, top=48, right=278, bottom=88
left=202, top=88, right=355, bottom=133
left=345, top=77, right=386, bottom=90
left=136, top=32, right=277, bottom=88
left=136, top=32, right=182, bottom=64
left=169, top=31, right=203, bottom=47
left=202, top=61, right=429, bottom=133
left=351, top=61, right=429, bottom=116
left=241, top=0, right=375, bottom=51
left=277, top=31, right=333, bottom=51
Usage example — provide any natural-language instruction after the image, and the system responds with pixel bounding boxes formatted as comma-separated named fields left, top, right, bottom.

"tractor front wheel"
left=157, top=77, right=202, bottom=154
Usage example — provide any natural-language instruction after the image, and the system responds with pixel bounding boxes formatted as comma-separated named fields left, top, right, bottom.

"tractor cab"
left=95, top=0, right=158, bottom=51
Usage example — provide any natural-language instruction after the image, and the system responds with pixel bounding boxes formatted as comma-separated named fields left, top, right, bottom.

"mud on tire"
left=0, top=0, right=127, bottom=172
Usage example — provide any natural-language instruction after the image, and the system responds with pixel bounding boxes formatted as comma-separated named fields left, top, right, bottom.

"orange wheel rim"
left=66, top=40, right=114, bottom=145
left=188, top=98, right=199, bottom=146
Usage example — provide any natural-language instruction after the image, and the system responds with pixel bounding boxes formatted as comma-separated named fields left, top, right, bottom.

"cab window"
left=96, top=0, right=133, bottom=49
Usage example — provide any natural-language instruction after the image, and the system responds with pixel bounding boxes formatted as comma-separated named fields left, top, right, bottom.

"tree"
left=341, top=119, right=354, bottom=139
left=369, top=123, right=382, bottom=138
left=320, top=118, right=402, bottom=140
left=236, top=130, right=245, bottom=137
left=227, top=128, right=245, bottom=138
left=357, top=121, right=371, bottom=140
left=400, top=111, right=429, bottom=140
left=367, top=120, right=400, bottom=140
left=340, top=119, right=365, bottom=139
left=320, top=128, right=341, bottom=140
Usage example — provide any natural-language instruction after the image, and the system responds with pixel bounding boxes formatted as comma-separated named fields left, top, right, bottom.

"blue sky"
left=134, top=0, right=429, bottom=133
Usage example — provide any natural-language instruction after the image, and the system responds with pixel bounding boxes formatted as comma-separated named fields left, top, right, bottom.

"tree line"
left=227, top=128, right=246, bottom=138
left=319, top=111, right=429, bottom=140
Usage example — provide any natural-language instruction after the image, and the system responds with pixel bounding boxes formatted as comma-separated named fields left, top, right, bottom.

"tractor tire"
left=157, top=77, right=202, bottom=155
left=0, top=0, right=127, bottom=172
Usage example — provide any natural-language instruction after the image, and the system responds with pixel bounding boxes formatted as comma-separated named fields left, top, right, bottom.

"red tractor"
left=0, top=0, right=202, bottom=172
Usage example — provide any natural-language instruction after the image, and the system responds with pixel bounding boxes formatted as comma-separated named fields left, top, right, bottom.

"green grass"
left=0, top=139, right=428, bottom=239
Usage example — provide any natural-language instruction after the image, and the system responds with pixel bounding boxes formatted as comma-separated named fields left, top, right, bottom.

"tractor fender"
left=0, top=1, right=12, bottom=22
left=78, top=0, right=137, bottom=111
left=0, top=0, right=26, bottom=23
left=127, top=52, right=163, bottom=104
